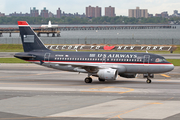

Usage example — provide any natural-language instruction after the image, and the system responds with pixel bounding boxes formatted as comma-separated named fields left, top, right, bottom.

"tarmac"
left=0, top=63, right=180, bottom=120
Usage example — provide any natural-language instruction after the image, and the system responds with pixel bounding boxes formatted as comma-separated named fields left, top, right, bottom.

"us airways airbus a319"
left=14, top=21, right=174, bottom=84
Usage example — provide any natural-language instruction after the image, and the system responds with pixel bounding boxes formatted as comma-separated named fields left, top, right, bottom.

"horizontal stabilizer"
left=14, top=54, right=36, bottom=58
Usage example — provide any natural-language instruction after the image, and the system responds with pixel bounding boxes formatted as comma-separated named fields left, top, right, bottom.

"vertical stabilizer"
left=48, top=21, right=52, bottom=27
left=18, top=21, right=49, bottom=52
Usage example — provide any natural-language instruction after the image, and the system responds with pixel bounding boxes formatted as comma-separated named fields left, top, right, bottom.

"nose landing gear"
left=144, top=74, right=154, bottom=84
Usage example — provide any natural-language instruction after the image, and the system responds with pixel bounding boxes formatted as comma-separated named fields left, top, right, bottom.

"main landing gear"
left=84, top=77, right=92, bottom=83
left=146, top=78, right=151, bottom=84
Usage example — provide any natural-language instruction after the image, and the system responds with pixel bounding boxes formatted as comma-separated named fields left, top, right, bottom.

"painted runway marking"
left=107, top=97, right=175, bottom=120
left=160, top=74, right=171, bottom=78
left=48, top=98, right=180, bottom=120
left=81, top=86, right=134, bottom=94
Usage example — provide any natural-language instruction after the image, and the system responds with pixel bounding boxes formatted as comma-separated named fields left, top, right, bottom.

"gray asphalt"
left=0, top=52, right=180, bottom=59
left=0, top=64, right=180, bottom=120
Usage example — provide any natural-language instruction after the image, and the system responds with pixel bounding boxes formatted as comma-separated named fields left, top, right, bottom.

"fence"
left=0, top=37, right=180, bottom=45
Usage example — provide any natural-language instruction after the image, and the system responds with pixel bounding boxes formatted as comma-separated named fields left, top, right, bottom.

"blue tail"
left=18, top=21, right=49, bottom=52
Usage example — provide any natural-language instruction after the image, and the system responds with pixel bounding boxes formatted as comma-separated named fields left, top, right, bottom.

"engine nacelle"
left=97, top=69, right=118, bottom=80
left=119, top=73, right=136, bottom=78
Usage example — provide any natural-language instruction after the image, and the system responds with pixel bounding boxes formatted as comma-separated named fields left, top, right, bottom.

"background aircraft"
left=41, top=21, right=59, bottom=28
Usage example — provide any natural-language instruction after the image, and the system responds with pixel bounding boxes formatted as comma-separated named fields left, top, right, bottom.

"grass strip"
left=0, top=58, right=29, bottom=63
left=0, top=44, right=23, bottom=52
left=166, top=59, right=180, bottom=66
left=0, top=44, right=180, bottom=53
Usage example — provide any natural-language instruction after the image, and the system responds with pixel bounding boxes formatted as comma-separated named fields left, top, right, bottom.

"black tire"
left=146, top=79, right=151, bottom=84
left=85, top=77, right=92, bottom=83
left=98, top=78, right=105, bottom=82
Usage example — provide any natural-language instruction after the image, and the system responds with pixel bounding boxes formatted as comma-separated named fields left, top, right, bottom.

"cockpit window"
left=155, top=58, right=167, bottom=62
left=163, top=59, right=167, bottom=62
left=155, top=58, right=163, bottom=62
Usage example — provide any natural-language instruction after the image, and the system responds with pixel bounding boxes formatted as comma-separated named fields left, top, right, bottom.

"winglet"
left=17, top=21, right=29, bottom=26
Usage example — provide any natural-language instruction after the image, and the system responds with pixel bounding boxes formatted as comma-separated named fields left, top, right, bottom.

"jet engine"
left=97, top=69, right=118, bottom=80
left=119, top=73, right=136, bottom=78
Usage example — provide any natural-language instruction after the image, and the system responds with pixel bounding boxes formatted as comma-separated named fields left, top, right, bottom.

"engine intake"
left=97, top=69, right=118, bottom=80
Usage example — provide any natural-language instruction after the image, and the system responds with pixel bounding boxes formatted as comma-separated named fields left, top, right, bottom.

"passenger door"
left=143, top=55, right=150, bottom=66
left=44, top=53, right=51, bottom=63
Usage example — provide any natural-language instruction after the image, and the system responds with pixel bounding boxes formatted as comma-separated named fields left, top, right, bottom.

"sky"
left=0, top=0, right=180, bottom=16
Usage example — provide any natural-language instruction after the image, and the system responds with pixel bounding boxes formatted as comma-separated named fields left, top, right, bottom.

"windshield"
left=155, top=58, right=167, bottom=62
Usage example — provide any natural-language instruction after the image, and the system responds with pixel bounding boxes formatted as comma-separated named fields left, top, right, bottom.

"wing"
left=57, top=62, right=119, bottom=73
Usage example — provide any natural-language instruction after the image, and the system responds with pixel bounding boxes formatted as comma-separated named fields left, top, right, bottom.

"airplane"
left=14, top=21, right=174, bottom=84
left=41, top=21, right=58, bottom=28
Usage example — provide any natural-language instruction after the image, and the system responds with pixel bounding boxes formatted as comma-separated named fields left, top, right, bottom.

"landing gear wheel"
left=146, top=79, right=151, bottom=84
left=84, top=77, right=92, bottom=83
left=98, top=78, right=105, bottom=82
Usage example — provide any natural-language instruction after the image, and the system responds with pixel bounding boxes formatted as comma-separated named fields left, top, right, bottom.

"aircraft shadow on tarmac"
left=15, top=78, right=177, bottom=85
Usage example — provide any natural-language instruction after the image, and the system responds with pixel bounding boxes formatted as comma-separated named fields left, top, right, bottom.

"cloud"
left=0, top=0, right=6, bottom=13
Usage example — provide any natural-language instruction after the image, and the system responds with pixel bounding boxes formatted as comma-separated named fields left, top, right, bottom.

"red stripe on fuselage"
left=26, top=60, right=172, bottom=65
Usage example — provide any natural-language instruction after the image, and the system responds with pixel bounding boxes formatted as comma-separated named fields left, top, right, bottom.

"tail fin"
left=48, top=21, right=52, bottom=27
left=18, top=21, right=49, bottom=52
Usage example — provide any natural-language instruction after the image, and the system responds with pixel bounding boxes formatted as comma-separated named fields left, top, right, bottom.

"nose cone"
left=167, top=64, right=174, bottom=72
